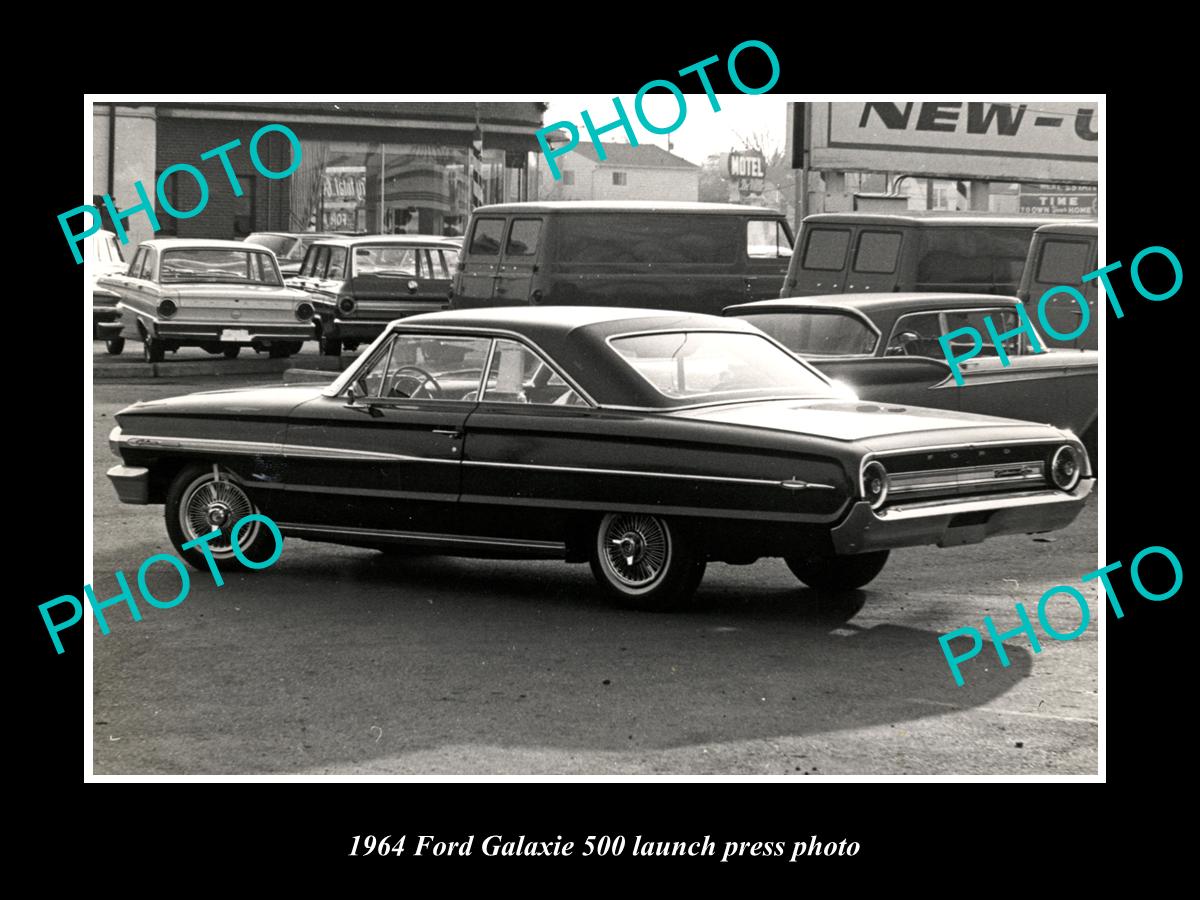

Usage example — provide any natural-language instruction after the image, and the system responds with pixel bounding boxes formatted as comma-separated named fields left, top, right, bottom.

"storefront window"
left=289, top=137, right=534, bottom=238
left=384, top=144, right=469, bottom=237
left=290, top=141, right=383, bottom=234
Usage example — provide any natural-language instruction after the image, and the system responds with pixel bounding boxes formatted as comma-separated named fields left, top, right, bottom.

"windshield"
left=160, top=248, right=283, bottom=285
left=609, top=331, right=832, bottom=402
left=737, top=311, right=878, bottom=357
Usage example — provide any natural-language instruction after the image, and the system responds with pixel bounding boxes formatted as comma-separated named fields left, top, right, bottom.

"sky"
left=543, top=95, right=790, bottom=165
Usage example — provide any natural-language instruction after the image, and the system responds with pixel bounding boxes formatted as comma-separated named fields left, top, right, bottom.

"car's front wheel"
left=165, top=464, right=281, bottom=572
left=588, top=512, right=705, bottom=610
left=105, top=337, right=125, bottom=355
left=784, top=548, right=890, bottom=591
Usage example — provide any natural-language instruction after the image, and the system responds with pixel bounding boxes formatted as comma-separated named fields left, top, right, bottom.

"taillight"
left=339, top=297, right=356, bottom=314
left=1049, top=445, right=1082, bottom=491
left=295, top=302, right=314, bottom=321
left=861, top=460, right=889, bottom=509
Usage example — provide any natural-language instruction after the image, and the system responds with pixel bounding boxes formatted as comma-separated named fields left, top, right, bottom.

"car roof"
left=727, top=293, right=1022, bottom=316
left=246, top=231, right=338, bottom=239
left=399, top=305, right=752, bottom=336
left=1033, top=221, right=1098, bottom=236
left=310, top=234, right=463, bottom=248
left=141, top=238, right=271, bottom=251
left=802, top=212, right=1069, bottom=228
left=471, top=200, right=785, bottom=215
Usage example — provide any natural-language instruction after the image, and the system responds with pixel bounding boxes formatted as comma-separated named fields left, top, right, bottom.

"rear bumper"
left=329, top=306, right=447, bottom=340
left=151, top=321, right=315, bottom=342
left=92, top=308, right=123, bottom=335
left=107, top=464, right=150, bottom=505
left=830, top=479, right=1094, bottom=554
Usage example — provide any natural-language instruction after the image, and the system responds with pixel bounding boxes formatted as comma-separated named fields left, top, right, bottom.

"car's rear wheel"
left=165, top=464, right=280, bottom=572
left=142, top=335, right=164, bottom=363
left=588, top=512, right=705, bottom=611
left=268, top=344, right=294, bottom=359
left=784, top=549, right=890, bottom=591
left=222, top=345, right=241, bottom=359
left=105, top=337, right=125, bottom=355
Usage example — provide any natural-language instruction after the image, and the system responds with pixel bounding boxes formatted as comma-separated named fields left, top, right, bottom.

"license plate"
left=220, top=329, right=251, bottom=342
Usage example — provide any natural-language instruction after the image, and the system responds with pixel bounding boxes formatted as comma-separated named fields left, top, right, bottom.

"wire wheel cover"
left=181, top=475, right=256, bottom=557
left=601, top=514, right=671, bottom=589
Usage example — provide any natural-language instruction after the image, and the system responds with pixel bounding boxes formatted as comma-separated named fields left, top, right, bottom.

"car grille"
left=878, top=443, right=1059, bottom=506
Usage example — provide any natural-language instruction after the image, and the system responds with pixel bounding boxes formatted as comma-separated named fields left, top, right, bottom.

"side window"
left=298, top=246, right=317, bottom=277
left=886, top=313, right=944, bottom=357
left=138, top=249, right=156, bottom=281
left=801, top=228, right=851, bottom=271
left=853, top=231, right=902, bottom=274
left=468, top=218, right=505, bottom=256
left=312, top=246, right=330, bottom=279
left=505, top=219, right=542, bottom=257
left=944, top=309, right=1023, bottom=357
left=351, top=334, right=491, bottom=401
left=482, top=339, right=585, bottom=406
left=747, top=219, right=791, bottom=259
left=441, top=248, right=460, bottom=274
left=1036, top=239, right=1093, bottom=284
left=128, top=247, right=146, bottom=278
left=326, top=247, right=347, bottom=280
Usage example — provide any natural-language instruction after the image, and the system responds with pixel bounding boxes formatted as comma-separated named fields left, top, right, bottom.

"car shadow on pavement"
left=93, top=548, right=1033, bottom=775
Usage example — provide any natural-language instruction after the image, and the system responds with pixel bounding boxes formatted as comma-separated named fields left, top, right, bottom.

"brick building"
left=91, top=102, right=547, bottom=251
left=540, top=141, right=699, bottom=202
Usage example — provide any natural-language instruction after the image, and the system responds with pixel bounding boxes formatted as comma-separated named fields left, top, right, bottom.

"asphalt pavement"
left=89, top=361, right=1100, bottom=775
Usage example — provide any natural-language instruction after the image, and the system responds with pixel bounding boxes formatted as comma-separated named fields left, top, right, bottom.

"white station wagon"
left=98, top=238, right=317, bottom=362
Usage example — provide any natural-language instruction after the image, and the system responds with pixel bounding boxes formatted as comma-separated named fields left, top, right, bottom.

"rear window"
left=469, top=219, right=505, bottom=256
left=917, top=227, right=1033, bottom=287
left=159, top=248, right=282, bottom=285
left=740, top=311, right=878, bottom=357
left=555, top=214, right=741, bottom=264
left=801, top=228, right=851, bottom=271
left=853, top=231, right=902, bottom=274
left=1035, top=239, right=1093, bottom=284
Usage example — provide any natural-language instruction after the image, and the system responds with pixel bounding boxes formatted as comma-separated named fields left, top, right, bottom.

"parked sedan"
left=98, top=239, right=317, bottom=362
left=287, top=235, right=461, bottom=356
left=725, top=293, right=1098, bottom=462
left=243, top=232, right=337, bottom=277
left=107, top=307, right=1093, bottom=611
left=91, top=229, right=130, bottom=354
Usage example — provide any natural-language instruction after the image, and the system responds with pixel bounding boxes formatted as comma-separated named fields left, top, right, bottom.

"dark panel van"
left=782, top=212, right=1063, bottom=298
left=450, top=201, right=793, bottom=315
left=1017, top=222, right=1098, bottom=350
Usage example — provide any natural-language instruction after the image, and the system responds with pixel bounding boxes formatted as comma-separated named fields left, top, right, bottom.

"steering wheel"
left=390, top=364, right=442, bottom=398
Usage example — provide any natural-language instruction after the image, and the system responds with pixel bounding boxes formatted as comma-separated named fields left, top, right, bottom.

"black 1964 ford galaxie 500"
left=107, top=307, right=1093, bottom=610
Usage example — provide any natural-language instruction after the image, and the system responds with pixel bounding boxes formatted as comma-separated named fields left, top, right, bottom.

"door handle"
left=432, top=428, right=463, bottom=438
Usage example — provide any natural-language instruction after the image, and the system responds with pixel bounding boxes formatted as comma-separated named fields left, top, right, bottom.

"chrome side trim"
left=277, top=522, right=565, bottom=552
left=462, top=458, right=835, bottom=490
left=113, top=432, right=458, bottom=465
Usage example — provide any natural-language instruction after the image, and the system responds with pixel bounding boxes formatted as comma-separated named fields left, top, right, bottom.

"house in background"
left=540, top=141, right=699, bottom=201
